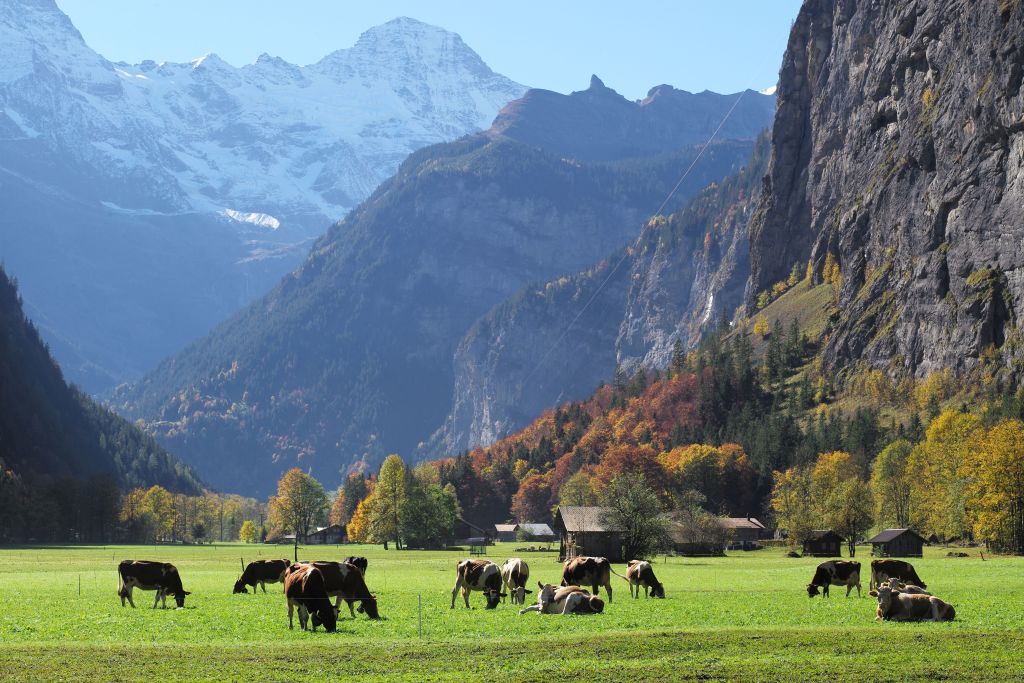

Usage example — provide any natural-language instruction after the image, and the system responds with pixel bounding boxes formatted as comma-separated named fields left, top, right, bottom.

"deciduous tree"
left=268, top=468, right=328, bottom=561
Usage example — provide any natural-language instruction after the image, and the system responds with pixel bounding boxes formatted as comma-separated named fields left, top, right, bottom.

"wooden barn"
left=867, top=528, right=926, bottom=557
left=302, top=524, right=345, bottom=545
left=803, top=530, right=844, bottom=557
left=720, top=517, right=769, bottom=544
left=453, top=517, right=492, bottom=546
left=518, top=523, right=556, bottom=542
left=553, top=506, right=624, bottom=562
left=494, top=523, right=518, bottom=542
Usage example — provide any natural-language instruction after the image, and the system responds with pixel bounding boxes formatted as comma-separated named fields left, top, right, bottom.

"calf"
left=284, top=563, right=338, bottom=632
left=451, top=559, right=506, bottom=609
left=342, top=556, right=368, bottom=577
left=310, top=561, right=379, bottom=619
left=870, top=559, right=926, bottom=591
left=625, top=559, right=665, bottom=599
left=561, top=556, right=617, bottom=603
left=519, top=582, right=604, bottom=615
left=500, top=558, right=532, bottom=605
left=870, top=580, right=954, bottom=622
left=806, top=560, right=861, bottom=598
left=234, top=559, right=291, bottom=594
left=118, top=560, right=191, bottom=609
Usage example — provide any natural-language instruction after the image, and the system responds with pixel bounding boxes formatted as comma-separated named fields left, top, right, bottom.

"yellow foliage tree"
left=141, top=485, right=176, bottom=542
left=907, top=410, right=980, bottom=541
left=238, top=519, right=257, bottom=544
left=753, top=315, right=770, bottom=338
left=770, top=466, right=815, bottom=548
left=870, top=440, right=914, bottom=528
left=346, top=495, right=375, bottom=544
left=810, top=451, right=872, bottom=557
left=962, top=419, right=1024, bottom=553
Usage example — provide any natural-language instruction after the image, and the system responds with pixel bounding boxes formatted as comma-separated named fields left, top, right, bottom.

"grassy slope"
left=0, top=543, right=1020, bottom=681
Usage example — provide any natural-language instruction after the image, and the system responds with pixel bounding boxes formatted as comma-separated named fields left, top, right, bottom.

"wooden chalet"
left=720, top=517, right=769, bottom=544
left=518, top=523, right=556, bottom=542
left=867, top=528, right=925, bottom=557
left=494, top=523, right=518, bottom=542
left=453, top=517, right=492, bottom=546
left=302, top=524, right=346, bottom=545
left=803, top=529, right=844, bottom=557
left=553, top=506, right=624, bottom=562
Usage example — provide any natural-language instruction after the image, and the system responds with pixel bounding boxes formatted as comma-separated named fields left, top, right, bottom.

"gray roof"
left=555, top=506, right=623, bottom=533
left=867, top=528, right=925, bottom=544
left=720, top=517, right=767, bottom=530
left=518, top=523, right=555, bottom=537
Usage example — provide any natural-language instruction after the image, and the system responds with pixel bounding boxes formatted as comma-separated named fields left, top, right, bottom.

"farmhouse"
left=720, top=517, right=769, bottom=544
left=867, top=528, right=926, bottom=557
left=803, top=529, right=844, bottom=557
left=494, top=523, right=518, bottom=542
left=302, top=524, right=346, bottom=545
left=553, top=506, right=624, bottom=562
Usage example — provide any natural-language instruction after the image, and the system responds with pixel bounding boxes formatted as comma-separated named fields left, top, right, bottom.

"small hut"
left=453, top=517, right=492, bottom=546
left=803, top=530, right=844, bottom=557
left=494, top=523, right=519, bottom=542
left=518, top=523, right=556, bottom=543
left=553, top=506, right=624, bottom=562
left=867, top=529, right=925, bottom=557
left=302, top=524, right=346, bottom=545
left=720, top=517, right=769, bottom=545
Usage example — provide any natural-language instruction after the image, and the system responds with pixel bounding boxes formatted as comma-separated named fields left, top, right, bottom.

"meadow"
left=0, top=543, right=1021, bottom=681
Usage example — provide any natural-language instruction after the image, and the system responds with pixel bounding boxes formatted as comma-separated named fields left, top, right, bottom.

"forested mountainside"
left=0, top=0, right=524, bottom=391
left=0, top=267, right=201, bottom=493
left=434, top=132, right=771, bottom=454
left=115, top=79, right=774, bottom=496
left=747, top=0, right=1024, bottom=379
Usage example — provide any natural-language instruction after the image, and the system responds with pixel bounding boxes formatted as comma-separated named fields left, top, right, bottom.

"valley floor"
left=0, top=544, right=1020, bottom=681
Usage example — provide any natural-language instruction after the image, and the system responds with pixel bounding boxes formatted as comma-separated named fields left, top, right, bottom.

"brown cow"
left=561, top=557, right=619, bottom=603
left=519, top=582, right=605, bottom=615
left=309, top=561, right=379, bottom=619
left=451, top=559, right=506, bottom=609
left=284, top=563, right=338, bottom=632
left=234, top=559, right=291, bottom=594
left=500, top=558, right=532, bottom=605
left=870, top=579, right=954, bottom=622
left=118, top=560, right=190, bottom=608
left=342, top=556, right=368, bottom=576
left=806, top=560, right=861, bottom=598
left=869, top=559, right=927, bottom=591
left=626, top=560, right=665, bottom=599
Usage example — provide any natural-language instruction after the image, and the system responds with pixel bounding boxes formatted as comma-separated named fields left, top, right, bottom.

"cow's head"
left=512, top=585, right=532, bottom=604
left=650, top=581, right=666, bottom=599
left=536, top=582, right=559, bottom=610
left=871, top=581, right=896, bottom=613
left=172, top=590, right=191, bottom=608
left=806, top=583, right=821, bottom=598
left=232, top=579, right=249, bottom=594
left=484, top=589, right=506, bottom=609
left=361, top=594, right=381, bottom=619
left=588, top=595, right=605, bottom=613
left=309, top=604, right=338, bottom=633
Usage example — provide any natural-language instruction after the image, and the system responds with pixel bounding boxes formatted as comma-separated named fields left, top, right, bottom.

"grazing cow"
left=519, top=582, right=605, bottom=615
left=625, top=560, right=665, bottom=599
left=869, top=559, right=927, bottom=591
left=343, top=556, right=368, bottom=577
left=118, top=560, right=191, bottom=609
left=233, top=559, right=291, bottom=594
left=451, top=559, right=506, bottom=609
left=500, top=558, right=532, bottom=605
left=806, top=560, right=861, bottom=598
left=310, top=561, right=379, bottom=619
left=283, top=563, right=338, bottom=632
left=561, top=557, right=618, bottom=603
left=870, top=580, right=954, bottom=622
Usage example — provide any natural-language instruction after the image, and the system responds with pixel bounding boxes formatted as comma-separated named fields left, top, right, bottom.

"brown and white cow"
left=561, top=556, right=618, bottom=603
left=626, top=560, right=665, bottom=599
left=870, top=579, right=954, bottom=622
left=519, top=582, right=605, bottom=615
left=500, top=558, right=532, bottom=605
left=284, top=563, right=338, bottom=632
left=869, top=559, right=927, bottom=591
left=310, top=561, right=379, bottom=619
left=806, top=560, right=861, bottom=598
left=451, top=559, right=506, bottom=609
left=234, top=559, right=291, bottom=594
left=343, top=556, right=368, bottom=576
left=118, top=560, right=191, bottom=609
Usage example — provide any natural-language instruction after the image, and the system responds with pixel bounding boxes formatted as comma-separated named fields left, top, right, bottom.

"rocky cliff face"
left=434, top=134, right=770, bottom=454
left=747, top=0, right=1024, bottom=377
left=116, top=79, right=769, bottom=496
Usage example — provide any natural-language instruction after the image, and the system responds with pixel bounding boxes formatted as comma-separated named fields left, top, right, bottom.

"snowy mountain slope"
left=0, top=0, right=525, bottom=391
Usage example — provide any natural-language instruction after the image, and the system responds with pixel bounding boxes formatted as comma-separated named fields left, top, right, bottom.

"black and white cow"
left=233, top=559, right=291, bottom=594
left=806, top=560, right=861, bottom=598
left=869, top=559, right=926, bottom=591
left=451, top=559, right=506, bottom=609
left=626, top=559, right=665, bottom=599
left=500, top=558, right=532, bottom=605
left=118, top=560, right=191, bottom=608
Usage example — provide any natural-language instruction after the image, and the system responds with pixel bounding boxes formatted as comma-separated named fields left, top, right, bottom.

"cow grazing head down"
left=171, top=589, right=192, bottom=608
left=806, top=583, right=821, bottom=598
left=233, top=579, right=248, bottom=594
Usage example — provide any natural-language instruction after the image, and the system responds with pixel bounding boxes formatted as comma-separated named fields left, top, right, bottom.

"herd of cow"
left=806, top=558, right=957, bottom=621
left=114, top=554, right=956, bottom=633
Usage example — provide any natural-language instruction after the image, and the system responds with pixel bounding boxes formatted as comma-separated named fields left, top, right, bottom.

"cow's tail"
left=608, top=566, right=630, bottom=581
left=117, top=561, right=127, bottom=595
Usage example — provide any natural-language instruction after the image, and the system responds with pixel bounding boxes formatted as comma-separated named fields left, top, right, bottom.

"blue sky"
left=56, top=1, right=802, bottom=100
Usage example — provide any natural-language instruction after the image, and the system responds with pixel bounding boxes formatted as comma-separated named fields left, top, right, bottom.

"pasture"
left=0, top=544, right=1021, bottom=681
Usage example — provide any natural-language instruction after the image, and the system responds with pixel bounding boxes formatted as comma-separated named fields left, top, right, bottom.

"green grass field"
left=0, top=543, right=1020, bottom=681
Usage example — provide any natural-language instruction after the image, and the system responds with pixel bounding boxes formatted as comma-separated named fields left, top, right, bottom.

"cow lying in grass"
left=870, top=579, right=954, bottom=622
left=519, top=582, right=604, bottom=615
